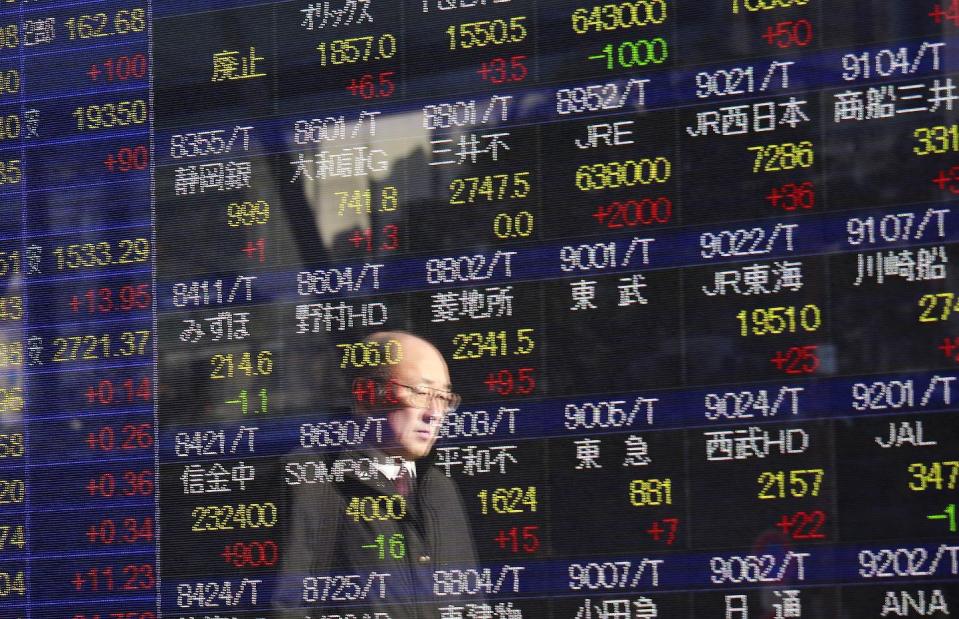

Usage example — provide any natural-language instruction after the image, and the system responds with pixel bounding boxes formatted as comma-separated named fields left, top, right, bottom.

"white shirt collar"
left=373, top=459, right=416, bottom=481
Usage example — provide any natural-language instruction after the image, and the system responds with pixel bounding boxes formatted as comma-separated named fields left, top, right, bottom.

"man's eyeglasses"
left=389, top=382, right=461, bottom=414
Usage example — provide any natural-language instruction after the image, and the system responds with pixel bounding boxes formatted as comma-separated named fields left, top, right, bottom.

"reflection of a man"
left=275, top=331, right=479, bottom=618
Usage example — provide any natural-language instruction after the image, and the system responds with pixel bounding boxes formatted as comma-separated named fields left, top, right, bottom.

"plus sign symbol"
left=86, top=63, right=102, bottom=82
left=938, top=336, right=959, bottom=362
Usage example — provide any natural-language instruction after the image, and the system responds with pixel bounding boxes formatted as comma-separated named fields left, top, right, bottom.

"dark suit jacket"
left=274, top=449, right=479, bottom=618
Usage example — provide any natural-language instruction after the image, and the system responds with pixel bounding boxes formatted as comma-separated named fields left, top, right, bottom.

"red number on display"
left=346, top=71, right=396, bottom=99
left=766, top=181, right=815, bottom=211
left=85, top=471, right=153, bottom=498
left=776, top=510, right=827, bottom=540
left=242, top=238, right=266, bottom=262
left=592, top=197, right=672, bottom=229
left=477, top=55, right=528, bottom=84
left=484, top=368, right=536, bottom=396
left=348, top=224, right=400, bottom=252
left=85, top=424, right=154, bottom=452
left=769, top=345, right=820, bottom=374
left=122, top=564, right=155, bottom=590
left=103, top=146, right=148, bottom=173
left=352, top=378, right=400, bottom=407
left=87, top=54, right=148, bottom=82
left=221, top=540, right=279, bottom=567
left=645, top=518, right=679, bottom=544
left=85, top=377, right=152, bottom=405
left=761, top=20, right=813, bottom=48
left=932, top=166, right=959, bottom=193
left=494, top=526, right=539, bottom=553
left=85, top=517, right=153, bottom=545
left=71, top=284, right=151, bottom=314
left=930, top=0, right=959, bottom=25
left=71, top=564, right=154, bottom=592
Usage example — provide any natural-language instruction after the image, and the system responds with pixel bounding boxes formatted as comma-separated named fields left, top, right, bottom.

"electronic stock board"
left=0, top=0, right=958, bottom=617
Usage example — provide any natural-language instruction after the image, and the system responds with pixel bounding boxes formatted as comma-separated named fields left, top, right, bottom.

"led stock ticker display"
left=0, top=0, right=956, bottom=618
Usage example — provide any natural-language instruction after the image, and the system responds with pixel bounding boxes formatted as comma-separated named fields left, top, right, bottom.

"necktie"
left=395, top=465, right=425, bottom=537
left=394, top=465, right=412, bottom=497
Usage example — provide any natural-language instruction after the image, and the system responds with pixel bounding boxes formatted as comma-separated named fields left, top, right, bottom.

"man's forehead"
left=392, top=351, right=450, bottom=389
left=367, top=331, right=451, bottom=387
left=393, top=360, right=450, bottom=387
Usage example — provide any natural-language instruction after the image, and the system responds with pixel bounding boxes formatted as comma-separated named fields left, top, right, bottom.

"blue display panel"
left=1, top=1, right=958, bottom=618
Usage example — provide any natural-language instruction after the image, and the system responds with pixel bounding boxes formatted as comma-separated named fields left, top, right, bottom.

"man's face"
left=381, top=336, right=452, bottom=461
